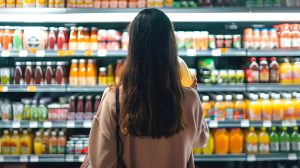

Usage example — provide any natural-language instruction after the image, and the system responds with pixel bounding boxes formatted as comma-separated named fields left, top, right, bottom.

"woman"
left=88, top=8, right=209, bottom=168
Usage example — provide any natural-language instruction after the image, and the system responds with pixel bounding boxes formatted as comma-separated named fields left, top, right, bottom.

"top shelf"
left=1, top=8, right=300, bottom=23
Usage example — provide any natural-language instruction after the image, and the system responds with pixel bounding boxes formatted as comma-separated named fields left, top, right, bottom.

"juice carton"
left=214, top=129, right=229, bottom=154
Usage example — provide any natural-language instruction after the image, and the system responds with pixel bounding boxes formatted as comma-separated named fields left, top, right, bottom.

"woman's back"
left=88, top=87, right=208, bottom=168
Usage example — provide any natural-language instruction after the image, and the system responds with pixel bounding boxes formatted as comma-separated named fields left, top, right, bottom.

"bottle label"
left=215, top=109, right=225, bottom=121
left=272, top=109, right=284, bottom=120
left=286, top=108, right=295, bottom=119
left=2, top=146, right=10, bottom=154
left=49, top=146, right=57, bottom=154
left=249, top=109, right=261, bottom=120
left=280, top=142, right=290, bottom=152
left=225, top=108, right=234, bottom=120
left=259, top=143, right=269, bottom=153
left=252, top=70, right=259, bottom=82
left=270, top=142, right=279, bottom=152
left=10, top=146, right=17, bottom=154
left=261, top=110, right=272, bottom=120
left=292, top=38, right=300, bottom=48
left=246, top=143, right=258, bottom=153
left=57, top=146, right=66, bottom=154
left=291, top=142, right=300, bottom=152
left=234, top=108, right=245, bottom=120
left=293, top=71, right=300, bottom=80
left=281, top=38, right=292, bottom=48
left=21, top=146, right=29, bottom=154
left=260, top=69, right=269, bottom=82
left=270, top=69, right=279, bottom=82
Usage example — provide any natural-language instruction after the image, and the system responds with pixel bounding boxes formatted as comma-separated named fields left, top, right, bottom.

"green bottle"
left=264, top=0, right=273, bottom=7
left=13, top=29, right=23, bottom=51
left=270, top=127, right=279, bottom=153
left=246, top=0, right=255, bottom=7
left=30, top=100, right=39, bottom=121
left=279, top=127, right=290, bottom=152
left=291, top=127, right=300, bottom=152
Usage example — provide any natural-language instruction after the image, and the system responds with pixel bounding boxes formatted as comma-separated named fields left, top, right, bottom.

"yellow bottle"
left=248, top=94, right=261, bottom=121
left=215, top=95, right=226, bottom=121
left=246, top=127, right=258, bottom=154
left=10, top=130, right=21, bottom=155
left=280, top=58, right=293, bottom=84
left=295, top=94, right=300, bottom=120
left=258, top=127, right=269, bottom=154
left=202, top=132, right=214, bottom=155
left=293, top=58, right=300, bottom=84
left=178, top=57, right=193, bottom=87
left=1, top=130, right=11, bottom=155
left=272, top=94, right=284, bottom=120
left=201, top=96, right=211, bottom=118
left=34, top=131, right=43, bottom=155
left=261, top=94, right=272, bottom=120
left=284, top=94, right=295, bottom=120
left=20, top=130, right=32, bottom=155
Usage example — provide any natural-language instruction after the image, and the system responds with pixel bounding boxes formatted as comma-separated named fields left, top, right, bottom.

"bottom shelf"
left=0, top=153, right=299, bottom=163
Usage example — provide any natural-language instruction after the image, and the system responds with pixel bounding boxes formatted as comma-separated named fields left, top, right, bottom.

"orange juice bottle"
left=202, top=132, right=214, bottom=155
left=10, top=130, right=20, bottom=155
left=78, top=59, right=87, bottom=86
left=1, top=130, right=11, bottom=155
left=272, top=94, right=284, bottom=120
left=280, top=58, right=293, bottom=84
left=284, top=93, right=295, bottom=120
left=34, top=131, right=43, bottom=155
left=214, top=128, right=229, bottom=154
left=20, top=130, right=32, bottom=155
left=83, top=27, right=90, bottom=50
left=261, top=94, right=272, bottom=120
left=295, top=94, right=300, bottom=120
left=234, top=94, right=246, bottom=120
left=258, top=127, right=269, bottom=154
left=248, top=94, right=261, bottom=121
left=69, top=27, right=78, bottom=50
left=86, top=59, right=97, bottom=86
left=225, top=95, right=234, bottom=120
left=246, top=127, right=258, bottom=154
left=42, top=131, right=49, bottom=154
left=229, top=128, right=243, bottom=154
left=201, top=95, right=211, bottom=119
left=77, top=27, right=85, bottom=51
left=69, top=59, right=79, bottom=86
left=90, top=27, right=98, bottom=50
left=293, top=58, right=300, bottom=84
left=215, top=95, right=226, bottom=121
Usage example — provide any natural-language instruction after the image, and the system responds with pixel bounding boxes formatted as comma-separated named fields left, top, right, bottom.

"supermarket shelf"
left=197, top=84, right=246, bottom=92
left=0, top=120, right=92, bottom=129
left=247, top=49, right=300, bottom=57
left=0, top=85, right=66, bottom=92
left=178, top=49, right=246, bottom=57
left=0, top=155, right=79, bottom=163
left=207, top=120, right=299, bottom=128
left=194, top=154, right=246, bottom=162
left=247, top=83, right=300, bottom=92
left=67, top=86, right=107, bottom=92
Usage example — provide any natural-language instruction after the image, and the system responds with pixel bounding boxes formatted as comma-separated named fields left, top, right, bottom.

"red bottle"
left=269, top=57, right=279, bottom=83
left=57, top=27, right=66, bottom=50
left=245, top=57, right=259, bottom=83
left=48, top=27, right=57, bottom=50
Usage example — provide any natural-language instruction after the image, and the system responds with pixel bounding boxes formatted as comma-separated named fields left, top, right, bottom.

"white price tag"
left=12, top=121, right=21, bottom=128
left=288, top=153, right=297, bottom=160
left=66, top=121, right=75, bottom=128
left=209, top=120, right=218, bottom=128
left=282, top=120, right=297, bottom=127
left=65, top=155, right=74, bottom=162
left=241, top=120, right=250, bottom=128
left=0, top=156, right=4, bottom=162
left=186, top=49, right=197, bottom=56
left=263, top=120, right=272, bottom=127
left=83, top=120, right=92, bottom=128
left=30, top=156, right=39, bottom=162
left=211, top=49, right=221, bottom=56
left=20, top=155, right=28, bottom=162
left=97, top=50, right=107, bottom=57
left=1, top=50, right=10, bottom=57
left=29, top=121, right=38, bottom=128
left=19, top=50, right=28, bottom=57
left=36, top=50, right=45, bottom=57
left=247, top=155, right=256, bottom=162
left=43, top=121, right=52, bottom=128
left=79, top=155, right=86, bottom=162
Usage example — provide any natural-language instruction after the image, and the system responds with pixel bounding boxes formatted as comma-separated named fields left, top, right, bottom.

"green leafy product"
left=291, top=127, right=300, bottom=152
left=269, top=127, right=279, bottom=153
left=279, top=127, right=290, bottom=152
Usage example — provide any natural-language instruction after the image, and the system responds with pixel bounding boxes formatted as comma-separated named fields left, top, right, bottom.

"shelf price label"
left=36, top=50, right=45, bottom=57
left=83, top=120, right=92, bottom=128
left=43, top=121, right=52, bottom=128
left=65, top=50, right=74, bottom=56
left=29, top=121, right=38, bottom=128
left=1, top=50, right=10, bottom=57
left=263, top=120, right=272, bottom=127
left=288, top=153, right=297, bottom=160
left=282, top=120, right=297, bottom=127
left=27, top=85, right=37, bottom=92
left=65, top=155, right=74, bottom=162
left=0, top=86, right=8, bottom=92
left=57, top=50, right=65, bottom=57
left=20, top=155, right=28, bottom=162
left=186, top=49, right=197, bottom=57
left=19, top=50, right=28, bottom=57
left=30, top=156, right=39, bottom=162
left=12, top=121, right=21, bottom=128
left=66, top=121, right=75, bottom=128
left=84, top=50, right=93, bottom=56
left=97, top=50, right=107, bottom=57
left=241, top=120, right=250, bottom=128
left=0, top=156, right=4, bottom=162
left=208, top=120, right=218, bottom=128
left=211, top=49, right=221, bottom=56
left=247, top=155, right=256, bottom=162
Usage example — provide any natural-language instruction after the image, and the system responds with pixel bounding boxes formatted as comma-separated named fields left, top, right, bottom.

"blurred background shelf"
left=0, top=120, right=92, bottom=129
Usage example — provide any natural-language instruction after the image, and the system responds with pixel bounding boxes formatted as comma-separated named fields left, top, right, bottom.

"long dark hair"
left=119, top=8, right=184, bottom=139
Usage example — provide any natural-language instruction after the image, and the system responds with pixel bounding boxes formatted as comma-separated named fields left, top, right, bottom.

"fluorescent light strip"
left=1, top=12, right=300, bottom=23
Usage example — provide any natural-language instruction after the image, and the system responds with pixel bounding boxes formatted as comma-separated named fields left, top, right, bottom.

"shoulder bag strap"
left=116, top=87, right=125, bottom=168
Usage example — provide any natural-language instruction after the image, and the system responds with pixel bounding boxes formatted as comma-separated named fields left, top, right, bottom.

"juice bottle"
left=202, top=132, right=214, bottom=155
left=293, top=58, right=300, bottom=84
left=246, top=127, right=258, bottom=154
left=86, top=59, right=97, bottom=86
left=34, top=131, right=43, bottom=155
left=10, top=130, right=20, bottom=155
left=225, top=95, right=234, bottom=120
left=280, top=24, right=291, bottom=49
left=78, top=27, right=85, bottom=51
left=20, top=130, right=32, bottom=155
left=245, top=57, right=259, bottom=83
left=178, top=57, right=193, bottom=87
left=229, top=128, right=243, bottom=154
left=2, top=29, right=12, bottom=50
left=291, top=126, right=300, bottom=152
left=69, top=59, right=79, bottom=86
left=107, top=64, right=115, bottom=85
left=258, top=127, right=269, bottom=154
left=98, top=67, right=107, bottom=85
left=215, top=95, right=226, bottom=121
left=261, top=94, right=272, bottom=120
left=295, top=94, right=300, bottom=120
left=42, top=131, right=49, bottom=154
left=243, top=28, right=253, bottom=49
left=78, top=59, right=87, bottom=86
left=270, top=127, right=279, bottom=153
left=234, top=94, right=246, bottom=120
left=57, top=27, right=66, bottom=50
left=90, top=27, right=98, bottom=50
left=69, top=27, right=78, bottom=50
left=284, top=94, right=295, bottom=120
left=214, top=128, right=229, bottom=154
left=83, top=27, right=90, bottom=50
left=280, top=127, right=290, bottom=152
left=259, top=57, right=270, bottom=83
left=115, top=59, right=123, bottom=84
left=201, top=95, right=211, bottom=119
left=248, top=94, right=261, bottom=121
left=272, top=94, right=284, bottom=120
left=280, top=58, right=293, bottom=84
left=1, top=130, right=10, bottom=154
left=49, top=131, right=57, bottom=154
left=269, top=57, right=280, bottom=83
left=48, top=27, right=57, bottom=50
left=57, top=131, right=66, bottom=154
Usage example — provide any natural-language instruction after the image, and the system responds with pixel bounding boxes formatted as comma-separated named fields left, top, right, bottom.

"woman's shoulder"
left=182, top=87, right=199, bottom=102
